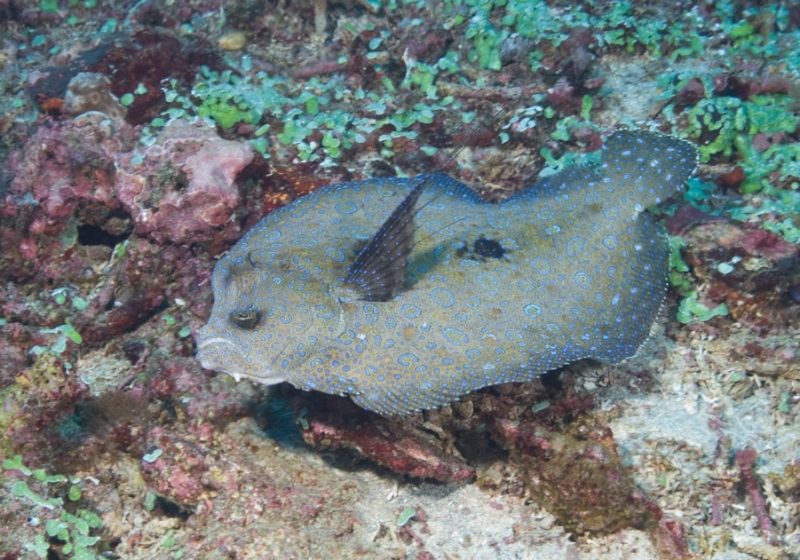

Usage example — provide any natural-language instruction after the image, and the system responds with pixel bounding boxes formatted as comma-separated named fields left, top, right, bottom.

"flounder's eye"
left=229, top=308, right=261, bottom=329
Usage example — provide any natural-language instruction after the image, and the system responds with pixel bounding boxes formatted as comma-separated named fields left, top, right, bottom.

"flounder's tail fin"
left=600, top=130, right=699, bottom=211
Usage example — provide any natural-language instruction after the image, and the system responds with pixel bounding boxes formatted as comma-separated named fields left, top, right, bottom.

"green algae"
left=397, top=506, right=417, bottom=526
left=668, top=236, right=694, bottom=295
left=3, top=456, right=103, bottom=559
left=677, top=292, right=729, bottom=324
left=159, top=68, right=459, bottom=162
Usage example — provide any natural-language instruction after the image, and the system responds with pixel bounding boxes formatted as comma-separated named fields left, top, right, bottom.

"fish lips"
left=195, top=328, right=286, bottom=385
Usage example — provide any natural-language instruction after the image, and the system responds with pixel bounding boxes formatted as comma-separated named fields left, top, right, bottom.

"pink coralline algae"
left=141, top=426, right=215, bottom=505
left=2, top=115, right=252, bottom=285
left=116, top=118, right=253, bottom=245
left=7, top=114, right=127, bottom=223
left=3, top=113, right=132, bottom=281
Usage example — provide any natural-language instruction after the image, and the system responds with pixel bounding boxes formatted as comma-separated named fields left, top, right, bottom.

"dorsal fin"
left=344, top=182, right=424, bottom=302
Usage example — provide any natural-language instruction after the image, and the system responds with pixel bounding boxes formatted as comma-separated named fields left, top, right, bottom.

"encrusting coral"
left=63, top=72, right=126, bottom=120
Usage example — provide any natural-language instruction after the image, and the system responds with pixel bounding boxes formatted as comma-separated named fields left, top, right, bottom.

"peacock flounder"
left=196, top=130, right=698, bottom=416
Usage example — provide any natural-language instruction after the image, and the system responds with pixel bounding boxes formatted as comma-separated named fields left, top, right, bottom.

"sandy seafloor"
left=1, top=1, right=799, bottom=559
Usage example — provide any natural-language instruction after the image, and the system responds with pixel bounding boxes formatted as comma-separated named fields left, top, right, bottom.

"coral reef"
left=0, top=0, right=799, bottom=558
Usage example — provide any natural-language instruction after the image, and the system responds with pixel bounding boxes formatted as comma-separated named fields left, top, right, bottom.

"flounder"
left=196, top=130, right=698, bottom=416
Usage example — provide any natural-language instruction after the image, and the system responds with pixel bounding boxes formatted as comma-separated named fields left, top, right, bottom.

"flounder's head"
left=195, top=241, right=348, bottom=385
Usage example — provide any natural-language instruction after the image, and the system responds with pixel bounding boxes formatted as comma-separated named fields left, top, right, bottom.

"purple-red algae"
left=714, top=165, right=747, bottom=190
left=737, top=447, right=781, bottom=547
left=674, top=214, right=800, bottom=331
left=664, top=205, right=727, bottom=237
left=141, top=426, right=215, bottom=506
left=3, top=114, right=133, bottom=280
left=294, top=393, right=474, bottom=483
left=546, top=76, right=579, bottom=113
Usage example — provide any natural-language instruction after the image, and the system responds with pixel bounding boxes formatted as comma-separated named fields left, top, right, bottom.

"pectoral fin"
left=344, top=183, right=424, bottom=302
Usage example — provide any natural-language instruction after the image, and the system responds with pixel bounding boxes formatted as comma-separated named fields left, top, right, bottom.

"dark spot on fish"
left=457, top=236, right=507, bottom=262
left=223, top=259, right=258, bottom=287
left=351, top=239, right=369, bottom=258
left=229, top=308, right=261, bottom=329
left=473, top=236, right=506, bottom=260
left=222, top=269, right=235, bottom=287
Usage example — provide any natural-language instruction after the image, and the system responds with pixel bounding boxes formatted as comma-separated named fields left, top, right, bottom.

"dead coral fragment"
left=296, top=394, right=473, bottom=482
left=63, top=72, right=126, bottom=120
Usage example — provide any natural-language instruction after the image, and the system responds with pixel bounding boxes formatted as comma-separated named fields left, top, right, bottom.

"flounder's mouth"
left=195, top=335, right=285, bottom=385
left=195, top=335, right=238, bottom=351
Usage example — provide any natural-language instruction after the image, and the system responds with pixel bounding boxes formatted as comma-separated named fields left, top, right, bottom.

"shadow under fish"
left=196, top=130, right=698, bottom=416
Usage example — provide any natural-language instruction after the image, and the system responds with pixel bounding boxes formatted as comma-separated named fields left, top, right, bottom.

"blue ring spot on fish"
left=324, top=247, right=346, bottom=262
left=574, top=271, right=592, bottom=289
left=402, top=304, right=422, bottom=318
left=398, top=353, right=419, bottom=367
left=476, top=273, right=499, bottom=295
left=531, top=257, right=551, bottom=276
left=431, top=288, right=455, bottom=307
left=603, top=235, right=619, bottom=250
left=335, top=201, right=358, bottom=214
left=524, top=304, right=542, bottom=318
left=566, top=237, right=585, bottom=257
left=443, top=327, right=469, bottom=345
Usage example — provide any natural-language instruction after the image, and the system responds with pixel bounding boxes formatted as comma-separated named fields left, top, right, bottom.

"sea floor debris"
left=1, top=1, right=799, bottom=559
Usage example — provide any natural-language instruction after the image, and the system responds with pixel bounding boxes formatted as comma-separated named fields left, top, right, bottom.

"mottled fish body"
left=196, top=131, right=698, bottom=415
